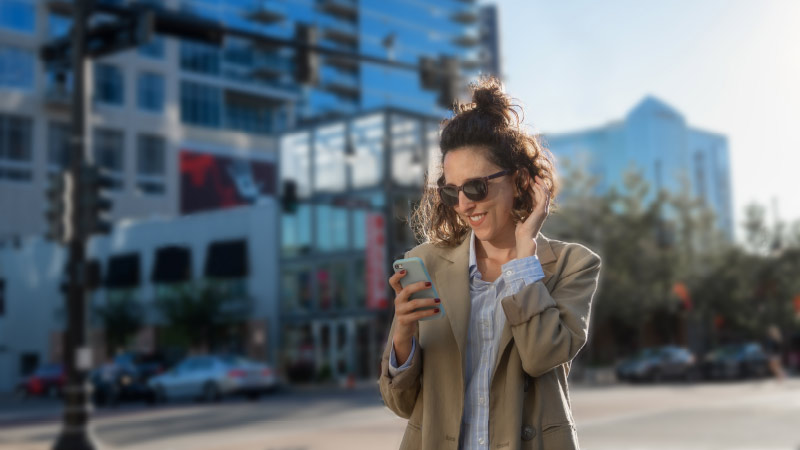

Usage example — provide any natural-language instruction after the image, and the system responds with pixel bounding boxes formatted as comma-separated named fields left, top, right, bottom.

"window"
left=225, top=93, right=274, bottom=134
left=47, top=122, right=70, bottom=170
left=93, top=128, right=124, bottom=190
left=0, top=0, right=35, bottom=34
left=180, top=81, right=221, bottom=127
left=180, top=40, right=220, bottom=75
left=105, top=253, right=140, bottom=289
left=0, top=46, right=34, bottom=90
left=94, top=63, right=124, bottom=105
left=136, top=134, right=165, bottom=175
left=281, top=267, right=312, bottom=312
left=282, top=204, right=312, bottom=257
left=0, top=114, right=33, bottom=182
left=315, top=205, right=349, bottom=252
left=139, top=35, right=164, bottom=59
left=137, top=72, right=164, bottom=112
left=136, top=134, right=165, bottom=195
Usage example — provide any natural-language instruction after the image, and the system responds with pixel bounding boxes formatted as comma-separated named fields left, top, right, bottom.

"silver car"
left=148, top=355, right=278, bottom=402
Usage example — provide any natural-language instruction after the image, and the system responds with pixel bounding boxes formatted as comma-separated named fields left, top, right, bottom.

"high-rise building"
left=477, top=4, right=501, bottom=78
left=0, top=0, right=480, bottom=241
left=546, top=96, right=734, bottom=241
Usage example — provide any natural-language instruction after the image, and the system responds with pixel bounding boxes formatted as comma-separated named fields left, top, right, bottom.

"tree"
left=156, top=282, right=249, bottom=352
left=94, top=292, right=142, bottom=357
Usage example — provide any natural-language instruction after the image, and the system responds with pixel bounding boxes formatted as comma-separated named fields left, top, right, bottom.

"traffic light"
left=281, top=179, right=299, bottom=214
left=438, top=55, right=460, bottom=109
left=294, top=24, right=320, bottom=86
left=418, top=55, right=461, bottom=109
left=78, top=165, right=114, bottom=235
left=44, top=171, right=74, bottom=243
left=419, top=56, right=437, bottom=90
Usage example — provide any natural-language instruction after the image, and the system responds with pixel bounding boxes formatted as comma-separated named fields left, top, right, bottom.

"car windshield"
left=220, top=355, right=249, bottom=367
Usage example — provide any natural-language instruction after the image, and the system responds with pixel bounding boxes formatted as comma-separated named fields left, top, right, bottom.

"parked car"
left=148, top=354, right=278, bottom=403
left=616, top=346, right=699, bottom=382
left=702, top=342, right=769, bottom=380
left=16, top=363, right=65, bottom=398
left=91, top=353, right=167, bottom=406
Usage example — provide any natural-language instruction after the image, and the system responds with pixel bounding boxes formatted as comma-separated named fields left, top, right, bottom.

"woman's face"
left=442, top=146, right=518, bottom=243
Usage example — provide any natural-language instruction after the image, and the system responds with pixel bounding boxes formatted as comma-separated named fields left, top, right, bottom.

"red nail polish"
left=425, top=282, right=432, bottom=287
left=400, top=270, right=406, bottom=274
left=434, top=308, right=440, bottom=313
left=435, top=298, right=440, bottom=303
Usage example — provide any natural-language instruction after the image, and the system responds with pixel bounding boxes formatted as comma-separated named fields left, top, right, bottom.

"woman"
left=378, top=77, right=601, bottom=450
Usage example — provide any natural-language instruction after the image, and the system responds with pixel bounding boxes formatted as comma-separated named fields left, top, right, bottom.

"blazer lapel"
left=432, top=234, right=472, bottom=367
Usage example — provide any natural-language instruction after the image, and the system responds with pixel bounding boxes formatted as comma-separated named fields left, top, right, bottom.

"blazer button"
left=521, top=425, right=536, bottom=441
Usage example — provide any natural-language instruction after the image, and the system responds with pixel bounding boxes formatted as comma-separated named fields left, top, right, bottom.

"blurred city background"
left=0, top=0, right=798, bottom=449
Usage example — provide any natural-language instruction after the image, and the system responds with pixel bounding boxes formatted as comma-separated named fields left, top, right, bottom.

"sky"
left=499, top=0, right=800, bottom=243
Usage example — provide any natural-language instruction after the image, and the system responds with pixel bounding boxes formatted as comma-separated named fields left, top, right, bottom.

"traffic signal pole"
left=53, top=0, right=96, bottom=448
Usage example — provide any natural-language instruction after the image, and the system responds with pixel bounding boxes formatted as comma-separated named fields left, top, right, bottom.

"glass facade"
left=0, top=0, right=35, bottom=34
left=137, top=72, right=165, bottom=113
left=180, top=81, right=222, bottom=127
left=0, top=113, right=32, bottom=182
left=94, top=63, right=125, bottom=105
left=0, top=46, right=34, bottom=90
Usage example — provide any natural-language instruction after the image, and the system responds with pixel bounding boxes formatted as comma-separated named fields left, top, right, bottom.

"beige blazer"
left=378, top=233, right=601, bottom=450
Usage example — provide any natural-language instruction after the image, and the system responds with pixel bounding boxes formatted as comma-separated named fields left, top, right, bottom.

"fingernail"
left=434, top=298, right=440, bottom=303
left=425, top=282, right=432, bottom=287
left=400, top=270, right=406, bottom=274
left=434, top=308, right=440, bottom=313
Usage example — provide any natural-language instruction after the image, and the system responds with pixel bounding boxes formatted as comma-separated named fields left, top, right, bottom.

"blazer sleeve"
left=377, top=251, right=423, bottom=418
left=500, top=243, right=601, bottom=378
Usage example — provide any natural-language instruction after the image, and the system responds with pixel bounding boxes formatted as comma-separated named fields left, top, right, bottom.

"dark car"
left=702, top=342, right=769, bottom=380
left=616, top=346, right=699, bottom=382
left=16, top=363, right=65, bottom=398
left=91, top=354, right=165, bottom=406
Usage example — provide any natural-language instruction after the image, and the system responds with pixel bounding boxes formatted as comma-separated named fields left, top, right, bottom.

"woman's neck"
left=474, top=224, right=518, bottom=264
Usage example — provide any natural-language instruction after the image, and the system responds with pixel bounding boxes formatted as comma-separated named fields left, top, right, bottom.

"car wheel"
left=203, top=382, right=221, bottom=403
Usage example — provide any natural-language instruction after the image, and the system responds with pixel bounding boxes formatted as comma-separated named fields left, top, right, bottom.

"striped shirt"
left=390, top=231, right=545, bottom=449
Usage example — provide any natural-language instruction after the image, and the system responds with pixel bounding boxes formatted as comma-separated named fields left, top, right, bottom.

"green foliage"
left=155, top=281, right=250, bottom=351
left=544, top=160, right=800, bottom=360
left=94, top=291, right=143, bottom=356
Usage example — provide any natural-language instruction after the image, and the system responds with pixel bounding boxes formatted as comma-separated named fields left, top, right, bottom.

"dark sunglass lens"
left=463, top=180, right=488, bottom=200
left=439, top=187, right=459, bottom=205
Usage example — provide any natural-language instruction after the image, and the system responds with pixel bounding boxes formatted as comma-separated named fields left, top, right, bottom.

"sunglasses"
left=437, top=169, right=510, bottom=206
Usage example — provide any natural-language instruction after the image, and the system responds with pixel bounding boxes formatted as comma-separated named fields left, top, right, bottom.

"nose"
left=455, top=191, right=475, bottom=213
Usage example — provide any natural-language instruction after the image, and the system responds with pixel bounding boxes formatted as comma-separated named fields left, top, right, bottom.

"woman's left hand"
left=514, top=175, right=550, bottom=258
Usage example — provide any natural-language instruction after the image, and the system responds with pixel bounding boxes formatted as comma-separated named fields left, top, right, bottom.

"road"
left=1, top=378, right=799, bottom=450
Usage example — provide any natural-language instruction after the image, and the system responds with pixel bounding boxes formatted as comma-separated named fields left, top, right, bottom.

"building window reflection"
left=282, top=267, right=312, bottom=313
left=315, top=205, right=349, bottom=252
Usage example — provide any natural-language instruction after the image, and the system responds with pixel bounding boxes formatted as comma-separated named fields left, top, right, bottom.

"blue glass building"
left=546, top=97, right=734, bottom=241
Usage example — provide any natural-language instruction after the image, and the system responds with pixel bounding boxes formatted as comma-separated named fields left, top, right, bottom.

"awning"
left=204, top=239, right=248, bottom=278
left=105, top=253, right=140, bottom=289
left=151, top=246, right=192, bottom=283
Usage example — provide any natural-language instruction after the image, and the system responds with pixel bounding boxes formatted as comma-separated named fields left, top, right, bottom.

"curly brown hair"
left=409, top=76, right=558, bottom=247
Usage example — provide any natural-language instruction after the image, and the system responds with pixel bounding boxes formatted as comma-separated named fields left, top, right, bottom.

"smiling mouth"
left=467, top=213, right=487, bottom=226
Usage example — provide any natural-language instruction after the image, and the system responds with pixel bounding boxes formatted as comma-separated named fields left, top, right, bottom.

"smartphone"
left=392, top=257, right=445, bottom=321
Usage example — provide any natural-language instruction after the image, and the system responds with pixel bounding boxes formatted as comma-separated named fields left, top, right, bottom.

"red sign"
left=179, top=150, right=276, bottom=215
left=366, top=213, right=388, bottom=310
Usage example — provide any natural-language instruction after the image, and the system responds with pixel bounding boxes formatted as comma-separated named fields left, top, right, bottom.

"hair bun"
left=457, top=77, right=519, bottom=129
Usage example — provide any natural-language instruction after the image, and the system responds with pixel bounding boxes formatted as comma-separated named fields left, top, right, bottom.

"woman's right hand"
left=388, top=270, right=440, bottom=365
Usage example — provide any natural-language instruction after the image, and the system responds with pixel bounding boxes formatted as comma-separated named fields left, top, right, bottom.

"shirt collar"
left=468, top=230, right=480, bottom=279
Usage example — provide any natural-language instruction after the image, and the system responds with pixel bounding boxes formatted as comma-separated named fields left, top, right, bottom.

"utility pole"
left=52, top=0, right=93, bottom=447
